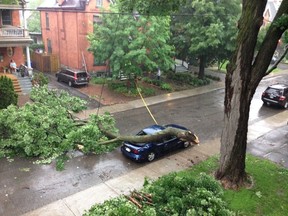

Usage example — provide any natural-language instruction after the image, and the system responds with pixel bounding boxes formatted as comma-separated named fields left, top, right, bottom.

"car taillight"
left=132, top=149, right=139, bottom=154
left=279, top=96, right=286, bottom=101
left=262, top=92, right=266, bottom=96
left=74, top=74, right=77, bottom=80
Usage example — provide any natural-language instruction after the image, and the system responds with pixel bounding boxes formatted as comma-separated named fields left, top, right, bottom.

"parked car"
left=261, top=84, right=288, bottom=109
left=121, top=124, right=199, bottom=162
left=55, top=68, right=89, bottom=87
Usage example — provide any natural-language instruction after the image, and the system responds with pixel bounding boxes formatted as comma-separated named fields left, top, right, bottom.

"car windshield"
left=266, top=88, right=283, bottom=96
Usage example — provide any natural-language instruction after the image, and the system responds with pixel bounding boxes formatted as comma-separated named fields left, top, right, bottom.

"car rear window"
left=77, top=72, right=87, bottom=78
left=266, top=87, right=283, bottom=96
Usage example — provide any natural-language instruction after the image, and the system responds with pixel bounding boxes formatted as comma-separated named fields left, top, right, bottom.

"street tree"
left=215, top=0, right=288, bottom=189
left=27, top=0, right=44, bottom=32
left=118, top=0, right=288, bottom=189
left=171, top=0, right=240, bottom=78
left=88, top=6, right=174, bottom=78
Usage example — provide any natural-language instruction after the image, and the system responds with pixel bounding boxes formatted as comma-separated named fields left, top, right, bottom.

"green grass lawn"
left=183, top=155, right=288, bottom=215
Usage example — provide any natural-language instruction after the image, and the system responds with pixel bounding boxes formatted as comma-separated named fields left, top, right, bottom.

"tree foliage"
left=27, top=12, right=41, bottom=32
left=118, top=0, right=185, bottom=15
left=88, top=5, right=175, bottom=78
left=0, top=76, right=18, bottom=109
left=27, top=0, right=44, bottom=32
left=0, top=86, right=119, bottom=162
left=171, top=0, right=241, bottom=78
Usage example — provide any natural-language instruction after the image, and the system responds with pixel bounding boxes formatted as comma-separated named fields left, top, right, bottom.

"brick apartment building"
left=38, top=0, right=112, bottom=74
left=0, top=0, right=33, bottom=73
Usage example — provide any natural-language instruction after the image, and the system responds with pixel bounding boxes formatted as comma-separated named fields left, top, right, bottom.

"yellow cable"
left=136, top=83, right=158, bottom=125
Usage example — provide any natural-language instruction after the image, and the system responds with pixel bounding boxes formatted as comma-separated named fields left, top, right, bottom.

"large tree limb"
left=98, top=126, right=200, bottom=145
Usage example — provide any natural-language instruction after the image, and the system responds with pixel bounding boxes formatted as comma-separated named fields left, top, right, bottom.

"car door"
left=58, top=70, right=66, bottom=81
left=163, top=135, right=180, bottom=152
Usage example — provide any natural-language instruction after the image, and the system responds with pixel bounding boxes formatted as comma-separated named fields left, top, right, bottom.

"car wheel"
left=68, top=81, right=72, bottom=87
left=57, top=76, right=60, bottom=82
left=183, top=141, right=190, bottom=148
left=147, top=152, right=156, bottom=162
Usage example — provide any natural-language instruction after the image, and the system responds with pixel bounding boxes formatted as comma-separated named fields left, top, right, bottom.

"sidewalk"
left=23, top=70, right=288, bottom=216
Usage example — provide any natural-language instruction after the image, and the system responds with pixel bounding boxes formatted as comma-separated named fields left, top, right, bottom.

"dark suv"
left=56, top=69, right=89, bottom=87
left=261, top=84, right=288, bottom=109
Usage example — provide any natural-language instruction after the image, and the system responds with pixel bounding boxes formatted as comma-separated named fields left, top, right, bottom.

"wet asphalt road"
left=0, top=72, right=287, bottom=215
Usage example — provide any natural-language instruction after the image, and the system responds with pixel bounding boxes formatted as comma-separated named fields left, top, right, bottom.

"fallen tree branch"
left=97, top=127, right=200, bottom=145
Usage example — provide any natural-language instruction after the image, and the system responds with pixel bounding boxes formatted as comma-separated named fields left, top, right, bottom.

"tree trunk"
left=198, top=55, right=205, bottom=79
left=215, top=0, right=288, bottom=189
left=97, top=126, right=200, bottom=145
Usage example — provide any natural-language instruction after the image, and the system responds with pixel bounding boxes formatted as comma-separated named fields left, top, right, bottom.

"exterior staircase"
left=16, top=74, right=33, bottom=94
left=12, top=78, right=22, bottom=93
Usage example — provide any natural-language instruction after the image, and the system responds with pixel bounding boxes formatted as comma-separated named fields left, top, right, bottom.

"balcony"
left=0, top=26, right=33, bottom=47
left=0, top=26, right=25, bottom=37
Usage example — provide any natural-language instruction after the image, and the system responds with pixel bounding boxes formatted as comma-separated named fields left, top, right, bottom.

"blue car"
left=121, top=124, right=197, bottom=162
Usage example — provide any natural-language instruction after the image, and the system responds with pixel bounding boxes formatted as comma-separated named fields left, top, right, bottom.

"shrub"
left=205, top=74, right=221, bottom=81
left=0, top=76, right=18, bottom=109
left=85, top=173, right=234, bottom=216
left=90, top=77, right=108, bottom=85
left=32, top=72, right=49, bottom=87
left=160, top=83, right=172, bottom=91
left=139, top=87, right=155, bottom=96
left=30, top=43, right=45, bottom=52
left=166, top=71, right=211, bottom=87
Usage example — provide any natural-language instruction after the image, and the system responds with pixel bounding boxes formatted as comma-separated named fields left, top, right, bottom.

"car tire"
left=183, top=141, right=190, bottom=148
left=147, top=152, right=156, bottom=162
left=68, top=81, right=72, bottom=87
left=57, top=76, right=60, bottom=82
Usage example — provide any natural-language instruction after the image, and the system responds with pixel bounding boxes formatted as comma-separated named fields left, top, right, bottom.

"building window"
left=96, top=0, right=103, bottom=7
left=1, top=10, right=12, bottom=25
left=45, top=12, right=50, bottom=29
left=93, top=15, right=102, bottom=25
left=47, top=39, right=52, bottom=53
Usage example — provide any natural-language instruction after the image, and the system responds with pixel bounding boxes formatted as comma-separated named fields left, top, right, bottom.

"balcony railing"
left=0, top=27, right=29, bottom=37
